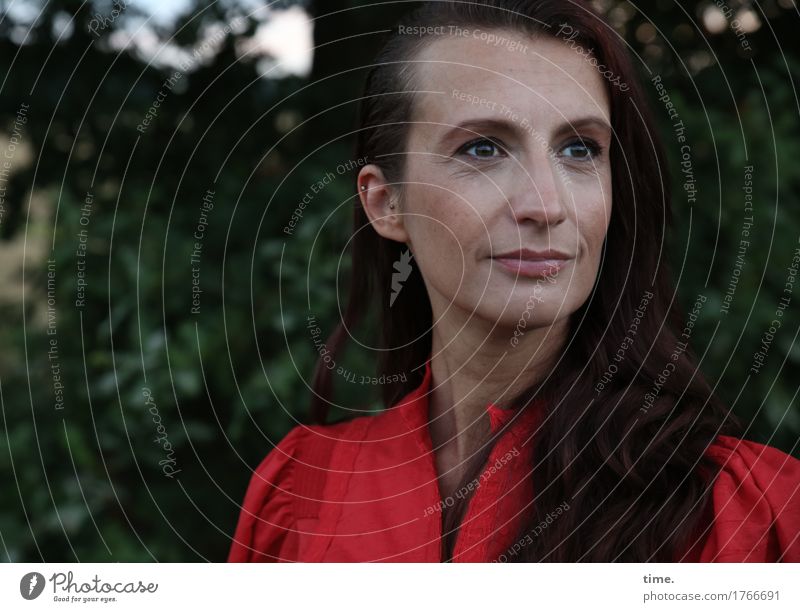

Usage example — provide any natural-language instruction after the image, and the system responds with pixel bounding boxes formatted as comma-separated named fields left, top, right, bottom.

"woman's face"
left=363, top=30, right=612, bottom=332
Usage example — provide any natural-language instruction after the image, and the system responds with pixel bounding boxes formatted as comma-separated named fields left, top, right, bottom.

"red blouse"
left=228, top=359, right=800, bottom=562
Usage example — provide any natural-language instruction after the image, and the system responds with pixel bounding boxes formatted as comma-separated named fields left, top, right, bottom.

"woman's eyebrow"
left=439, top=115, right=612, bottom=145
left=552, top=116, right=612, bottom=138
left=438, top=117, right=519, bottom=144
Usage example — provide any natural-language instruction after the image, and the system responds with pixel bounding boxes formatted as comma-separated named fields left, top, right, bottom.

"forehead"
left=410, top=29, right=610, bottom=125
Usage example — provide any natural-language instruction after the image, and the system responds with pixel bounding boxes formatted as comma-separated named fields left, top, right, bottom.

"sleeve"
left=692, top=435, right=800, bottom=562
left=227, top=426, right=305, bottom=562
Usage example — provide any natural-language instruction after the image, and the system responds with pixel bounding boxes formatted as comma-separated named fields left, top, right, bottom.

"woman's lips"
left=491, top=256, right=570, bottom=278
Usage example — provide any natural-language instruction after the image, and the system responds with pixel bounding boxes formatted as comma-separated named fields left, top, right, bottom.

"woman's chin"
left=469, top=301, right=572, bottom=335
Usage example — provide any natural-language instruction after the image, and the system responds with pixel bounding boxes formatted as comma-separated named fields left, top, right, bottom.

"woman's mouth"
left=491, top=249, right=573, bottom=279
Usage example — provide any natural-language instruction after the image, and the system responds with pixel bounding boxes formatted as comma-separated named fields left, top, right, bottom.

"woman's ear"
left=357, top=164, right=409, bottom=244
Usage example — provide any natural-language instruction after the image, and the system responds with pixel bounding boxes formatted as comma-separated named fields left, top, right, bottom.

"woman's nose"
left=507, top=147, right=569, bottom=227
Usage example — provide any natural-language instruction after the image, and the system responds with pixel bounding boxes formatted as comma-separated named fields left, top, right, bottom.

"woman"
left=229, top=0, right=800, bottom=562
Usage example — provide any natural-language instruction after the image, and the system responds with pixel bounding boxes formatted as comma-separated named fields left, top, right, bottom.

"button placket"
left=450, top=404, right=541, bottom=561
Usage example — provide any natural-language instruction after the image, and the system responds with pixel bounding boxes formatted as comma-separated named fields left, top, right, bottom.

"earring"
left=389, top=203, right=396, bottom=210
left=360, top=185, right=367, bottom=191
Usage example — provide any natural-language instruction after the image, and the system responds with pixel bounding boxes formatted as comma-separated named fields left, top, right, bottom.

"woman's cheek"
left=412, top=186, right=482, bottom=250
left=406, top=211, right=466, bottom=289
left=578, top=197, right=612, bottom=289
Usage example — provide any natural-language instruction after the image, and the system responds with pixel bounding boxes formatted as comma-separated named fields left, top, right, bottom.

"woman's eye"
left=458, top=138, right=505, bottom=160
left=560, top=138, right=602, bottom=160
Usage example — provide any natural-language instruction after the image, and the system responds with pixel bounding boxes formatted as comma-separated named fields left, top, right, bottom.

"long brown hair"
left=309, top=0, right=740, bottom=562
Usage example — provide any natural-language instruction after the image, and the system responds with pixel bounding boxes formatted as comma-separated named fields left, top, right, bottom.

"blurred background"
left=0, top=0, right=798, bottom=561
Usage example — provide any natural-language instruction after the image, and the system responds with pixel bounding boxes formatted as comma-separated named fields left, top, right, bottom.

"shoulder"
left=226, top=415, right=381, bottom=562
left=235, top=417, right=370, bottom=504
left=245, top=413, right=380, bottom=486
left=227, top=426, right=306, bottom=562
left=706, top=435, right=800, bottom=504
left=707, top=433, right=799, bottom=468
left=694, top=435, right=800, bottom=561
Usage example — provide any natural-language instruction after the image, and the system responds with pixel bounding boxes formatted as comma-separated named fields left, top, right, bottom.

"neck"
left=426, top=305, right=569, bottom=465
